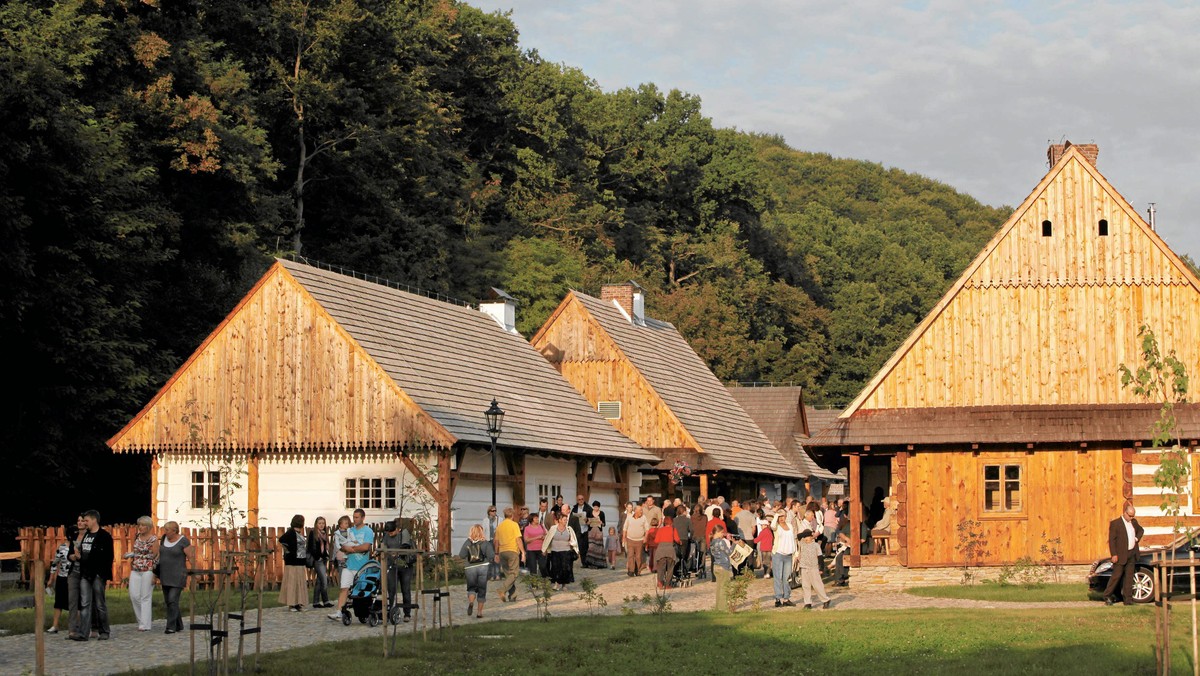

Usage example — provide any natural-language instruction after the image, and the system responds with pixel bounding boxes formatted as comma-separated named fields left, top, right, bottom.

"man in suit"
left=1103, top=502, right=1145, bottom=605
left=570, top=494, right=593, bottom=564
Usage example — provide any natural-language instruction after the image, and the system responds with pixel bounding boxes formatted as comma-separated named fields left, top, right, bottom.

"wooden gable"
left=108, top=262, right=456, bottom=453
left=844, top=145, right=1200, bottom=414
left=531, top=293, right=698, bottom=454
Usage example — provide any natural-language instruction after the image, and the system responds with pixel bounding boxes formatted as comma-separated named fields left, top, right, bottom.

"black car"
left=1088, top=539, right=1200, bottom=603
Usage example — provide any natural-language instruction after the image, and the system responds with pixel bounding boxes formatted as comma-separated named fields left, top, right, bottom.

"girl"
left=797, top=529, right=831, bottom=609
left=605, top=526, right=620, bottom=569
left=459, top=524, right=494, bottom=619
left=308, top=516, right=332, bottom=608
left=710, top=524, right=733, bottom=612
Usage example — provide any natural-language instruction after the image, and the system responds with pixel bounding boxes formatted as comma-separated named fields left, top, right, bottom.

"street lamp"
left=484, top=398, right=505, bottom=509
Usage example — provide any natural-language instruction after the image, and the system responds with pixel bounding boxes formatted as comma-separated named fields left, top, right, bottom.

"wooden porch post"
left=512, top=451, right=526, bottom=508
left=849, top=452, right=862, bottom=567
left=699, top=473, right=709, bottom=501
left=437, top=449, right=452, bottom=553
left=895, top=451, right=908, bottom=567
left=246, top=455, right=259, bottom=528
left=576, top=460, right=589, bottom=501
left=617, top=464, right=630, bottom=511
left=150, top=456, right=161, bottom=524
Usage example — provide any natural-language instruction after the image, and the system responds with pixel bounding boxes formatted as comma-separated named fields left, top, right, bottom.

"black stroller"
left=670, top=542, right=694, bottom=588
left=339, top=560, right=393, bottom=627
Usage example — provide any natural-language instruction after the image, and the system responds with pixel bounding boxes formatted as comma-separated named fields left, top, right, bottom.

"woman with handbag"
left=278, top=514, right=308, bottom=611
left=307, top=516, right=332, bottom=608
left=124, top=516, right=159, bottom=631
left=157, top=521, right=193, bottom=634
left=541, top=513, right=579, bottom=591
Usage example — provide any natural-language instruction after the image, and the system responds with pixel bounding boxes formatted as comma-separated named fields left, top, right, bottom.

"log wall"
left=904, top=447, right=1124, bottom=566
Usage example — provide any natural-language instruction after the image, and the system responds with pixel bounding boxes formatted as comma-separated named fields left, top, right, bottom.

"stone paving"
left=0, top=565, right=1098, bottom=675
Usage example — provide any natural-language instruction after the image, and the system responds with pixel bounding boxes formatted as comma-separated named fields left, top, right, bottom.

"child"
left=605, top=526, right=620, bottom=569
left=797, top=530, right=831, bottom=609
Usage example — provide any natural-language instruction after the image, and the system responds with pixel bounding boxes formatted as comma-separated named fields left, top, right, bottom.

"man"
left=735, top=502, right=756, bottom=542
left=381, top=518, right=415, bottom=623
left=643, top=496, right=663, bottom=534
left=485, top=506, right=501, bottom=581
left=673, top=504, right=693, bottom=571
left=493, top=507, right=526, bottom=602
left=72, top=509, right=113, bottom=641
left=329, top=508, right=374, bottom=621
left=535, top=497, right=551, bottom=527
left=1103, top=502, right=1144, bottom=606
left=570, top=495, right=593, bottom=563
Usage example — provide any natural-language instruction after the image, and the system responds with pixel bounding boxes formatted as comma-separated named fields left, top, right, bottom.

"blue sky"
left=471, top=0, right=1200, bottom=259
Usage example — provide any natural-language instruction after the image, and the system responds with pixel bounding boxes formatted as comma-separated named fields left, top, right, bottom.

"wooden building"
left=531, top=284, right=799, bottom=500
left=807, top=142, right=1200, bottom=568
left=107, top=260, right=657, bottom=552
left=726, top=385, right=841, bottom=499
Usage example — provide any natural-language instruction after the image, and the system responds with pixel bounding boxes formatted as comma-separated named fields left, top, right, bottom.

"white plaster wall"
left=158, top=456, right=250, bottom=528
left=257, top=456, right=436, bottom=530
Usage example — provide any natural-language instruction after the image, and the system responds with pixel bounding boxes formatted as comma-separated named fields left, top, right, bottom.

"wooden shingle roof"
left=281, top=261, right=657, bottom=462
left=570, top=292, right=795, bottom=477
left=726, top=386, right=840, bottom=480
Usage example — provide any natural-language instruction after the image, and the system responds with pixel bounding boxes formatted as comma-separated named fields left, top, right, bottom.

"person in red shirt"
left=653, top=517, right=683, bottom=589
left=645, top=518, right=659, bottom=573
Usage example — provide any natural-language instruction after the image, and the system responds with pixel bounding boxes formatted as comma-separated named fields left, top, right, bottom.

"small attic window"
left=1099, top=219, right=1109, bottom=236
left=597, top=401, right=622, bottom=419
left=1041, top=220, right=1052, bottom=237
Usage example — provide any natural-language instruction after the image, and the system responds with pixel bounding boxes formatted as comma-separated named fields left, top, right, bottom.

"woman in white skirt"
left=124, top=516, right=159, bottom=631
left=277, top=515, right=309, bottom=611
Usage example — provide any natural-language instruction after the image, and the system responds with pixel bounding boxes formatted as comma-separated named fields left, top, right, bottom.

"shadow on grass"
left=126, top=605, right=1168, bottom=675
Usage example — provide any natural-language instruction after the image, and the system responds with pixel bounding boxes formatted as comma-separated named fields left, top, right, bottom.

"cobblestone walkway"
left=0, top=566, right=1098, bottom=675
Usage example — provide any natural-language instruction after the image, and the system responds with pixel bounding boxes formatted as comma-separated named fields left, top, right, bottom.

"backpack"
left=467, top=541, right=485, bottom=565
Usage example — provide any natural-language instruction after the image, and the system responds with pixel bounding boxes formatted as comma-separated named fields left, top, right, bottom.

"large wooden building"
left=107, top=260, right=657, bottom=551
left=532, top=284, right=799, bottom=500
left=808, top=142, right=1200, bottom=568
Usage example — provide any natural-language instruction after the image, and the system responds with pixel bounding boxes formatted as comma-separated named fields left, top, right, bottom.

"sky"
left=471, top=0, right=1200, bottom=259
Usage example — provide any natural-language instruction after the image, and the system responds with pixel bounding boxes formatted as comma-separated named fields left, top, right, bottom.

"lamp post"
left=484, top=398, right=505, bottom=509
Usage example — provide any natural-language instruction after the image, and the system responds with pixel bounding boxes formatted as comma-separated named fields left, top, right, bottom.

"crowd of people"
left=46, top=492, right=865, bottom=638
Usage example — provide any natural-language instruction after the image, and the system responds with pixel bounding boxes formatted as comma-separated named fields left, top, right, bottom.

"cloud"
left=476, top=0, right=1200, bottom=257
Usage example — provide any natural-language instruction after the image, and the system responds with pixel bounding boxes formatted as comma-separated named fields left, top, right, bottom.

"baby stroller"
left=670, top=543, right=693, bottom=588
left=340, top=560, right=387, bottom=627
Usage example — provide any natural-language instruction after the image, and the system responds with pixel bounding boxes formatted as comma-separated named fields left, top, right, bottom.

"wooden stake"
left=1155, top=551, right=1162, bottom=676
left=443, top=553, right=452, bottom=640
left=1165, top=551, right=1172, bottom=676
left=1191, top=549, right=1198, bottom=676
left=380, top=551, right=389, bottom=658
left=33, top=557, right=44, bottom=676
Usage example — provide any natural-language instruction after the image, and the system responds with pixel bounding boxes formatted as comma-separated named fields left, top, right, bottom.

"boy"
left=796, top=529, right=831, bottom=610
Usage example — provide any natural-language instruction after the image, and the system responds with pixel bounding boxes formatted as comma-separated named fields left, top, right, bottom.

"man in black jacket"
left=1103, top=502, right=1145, bottom=605
left=72, top=509, right=113, bottom=640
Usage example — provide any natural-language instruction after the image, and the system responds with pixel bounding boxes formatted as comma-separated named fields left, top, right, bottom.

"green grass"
left=0, top=587, right=280, bottom=637
left=124, top=606, right=1170, bottom=675
left=905, top=582, right=1095, bottom=603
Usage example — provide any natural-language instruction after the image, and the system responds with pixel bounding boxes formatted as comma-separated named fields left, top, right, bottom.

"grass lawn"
left=125, top=606, right=1169, bottom=675
left=906, top=582, right=1095, bottom=603
left=0, top=587, right=280, bottom=637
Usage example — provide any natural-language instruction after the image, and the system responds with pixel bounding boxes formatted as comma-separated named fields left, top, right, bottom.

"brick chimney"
left=1047, top=141, right=1098, bottom=168
left=600, top=281, right=645, bottom=325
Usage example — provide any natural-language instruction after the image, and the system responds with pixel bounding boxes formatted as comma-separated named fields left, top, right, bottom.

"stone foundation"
left=850, top=561, right=1094, bottom=591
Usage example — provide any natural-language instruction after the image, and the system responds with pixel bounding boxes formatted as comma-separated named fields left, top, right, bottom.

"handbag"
left=305, top=553, right=315, bottom=569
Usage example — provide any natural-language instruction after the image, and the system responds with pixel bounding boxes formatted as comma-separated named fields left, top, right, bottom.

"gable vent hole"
left=1041, top=220, right=1052, bottom=237
left=1099, top=219, right=1109, bottom=236
left=598, top=401, right=622, bottom=419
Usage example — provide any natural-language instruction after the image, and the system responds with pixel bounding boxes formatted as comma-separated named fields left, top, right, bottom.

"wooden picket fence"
left=15, top=520, right=431, bottom=589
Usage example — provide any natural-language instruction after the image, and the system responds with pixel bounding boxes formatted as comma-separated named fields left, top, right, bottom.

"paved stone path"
left=0, top=566, right=1098, bottom=675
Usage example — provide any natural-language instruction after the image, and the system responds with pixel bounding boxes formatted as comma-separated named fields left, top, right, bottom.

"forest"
left=0, top=0, right=1012, bottom=534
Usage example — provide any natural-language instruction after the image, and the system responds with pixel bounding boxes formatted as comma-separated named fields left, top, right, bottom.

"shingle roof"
left=805, top=403, right=1200, bottom=448
left=726, top=386, right=840, bottom=480
left=280, top=260, right=657, bottom=462
left=571, top=292, right=795, bottom=478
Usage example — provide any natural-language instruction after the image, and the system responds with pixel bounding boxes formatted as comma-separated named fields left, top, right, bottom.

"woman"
left=585, top=512, right=606, bottom=569
left=541, top=513, right=579, bottom=590
left=47, top=525, right=75, bottom=633
left=690, top=505, right=708, bottom=578
left=622, top=506, right=647, bottom=577
left=459, top=524, right=494, bottom=619
left=710, top=524, right=733, bottom=612
left=307, top=516, right=332, bottom=608
left=124, top=516, right=159, bottom=631
left=66, top=515, right=86, bottom=640
left=157, top=521, right=193, bottom=634
left=522, top=513, right=547, bottom=578
left=652, top=516, right=682, bottom=589
left=278, top=514, right=308, bottom=611
left=770, top=511, right=796, bottom=607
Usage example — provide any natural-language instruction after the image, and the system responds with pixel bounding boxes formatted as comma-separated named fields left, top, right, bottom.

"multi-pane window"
left=345, top=477, right=396, bottom=510
left=191, top=471, right=221, bottom=509
left=983, top=464, right=1022, bottom=512
left=537, top=484, right=562, bottom=504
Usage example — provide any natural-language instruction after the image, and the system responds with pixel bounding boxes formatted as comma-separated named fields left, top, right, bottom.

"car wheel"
left=1131, top=568, right=1156, bottom=603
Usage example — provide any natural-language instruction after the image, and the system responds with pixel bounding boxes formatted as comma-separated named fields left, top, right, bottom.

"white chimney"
left=480, top=288, right=518, bottom=334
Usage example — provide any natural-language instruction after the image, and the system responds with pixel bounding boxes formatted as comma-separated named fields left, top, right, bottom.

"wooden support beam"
left=150, top=456, right=161, bottom=524
left=576, top=460, right=589, bottom=500
left=436, top=450, right=452, bottom=553
left=616, top=464, right=630, bottom=512
left=246, top=455, right=259, bottom=528
left=1122, top=447, right=1134, bottom=501
left=400, top=453, right=442, bottom=501
left=700, top=473, right=709, bottom=500
left=512, top=451, right=526, bottom=508
left=849, top=453, right=862, bottom=568
left=895, top=452, right=908, bottom=567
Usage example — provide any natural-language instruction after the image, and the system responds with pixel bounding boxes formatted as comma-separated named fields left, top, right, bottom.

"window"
left=345, top=477, right=397, bottom=510
left=1041, top=220, right=1052, bottom=237
left=191, top=471, right=221, bottom=509
left=983, top=463, right=1022, bottom=512
left=537, top=483, right=562, bottom=504
left=1098, top=219, right=1109, bottom=236
left=597, top=401, right=622, bottom=419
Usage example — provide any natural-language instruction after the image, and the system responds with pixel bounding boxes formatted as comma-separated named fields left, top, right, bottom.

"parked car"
left=1088, top=538, right=1200, bottom=603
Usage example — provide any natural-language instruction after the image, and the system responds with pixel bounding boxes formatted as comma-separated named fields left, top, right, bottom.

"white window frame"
left=537, top=483, right=563, bottom=504
left=191, top=470, right=221, bottom=509
left=345, top=477, right=397, bottom=510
